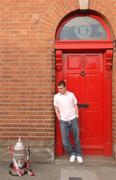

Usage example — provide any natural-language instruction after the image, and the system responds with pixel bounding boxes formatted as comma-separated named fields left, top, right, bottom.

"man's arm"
left=74, top=104, right=79, bottom=118
left=54, top=106, right=60, bottom=120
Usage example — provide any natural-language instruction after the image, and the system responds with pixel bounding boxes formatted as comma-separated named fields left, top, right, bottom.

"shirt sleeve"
left=72, top=93, right=77, bottom=105
left=54, top=95, right=58, bottom=107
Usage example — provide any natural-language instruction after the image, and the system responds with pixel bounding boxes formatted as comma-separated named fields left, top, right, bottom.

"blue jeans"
left=60, top=117, right=82, bottom=156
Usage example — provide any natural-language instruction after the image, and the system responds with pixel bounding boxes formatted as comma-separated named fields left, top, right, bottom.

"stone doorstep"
left=55, top=155, right=116, bottom=166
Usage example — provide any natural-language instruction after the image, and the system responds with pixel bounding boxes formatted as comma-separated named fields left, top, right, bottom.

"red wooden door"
left=62, top=53, right=105, bottom=155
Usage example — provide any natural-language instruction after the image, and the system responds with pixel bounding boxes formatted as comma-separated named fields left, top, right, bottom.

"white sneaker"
left=77, top=156, right=83, bottom=163
left=69, top=155, right=76, bottom=162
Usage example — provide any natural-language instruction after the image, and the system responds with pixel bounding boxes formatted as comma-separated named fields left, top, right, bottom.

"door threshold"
left=55, top=155, right=115, bottom=166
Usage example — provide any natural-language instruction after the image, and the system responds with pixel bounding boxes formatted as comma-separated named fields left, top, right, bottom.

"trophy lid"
left=14, top=137, right=24, bottom=150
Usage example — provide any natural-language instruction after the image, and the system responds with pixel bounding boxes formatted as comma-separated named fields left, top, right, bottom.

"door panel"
left=85, top=54, right=103, bottom=73
left=63, top=53, right=104, bottom=154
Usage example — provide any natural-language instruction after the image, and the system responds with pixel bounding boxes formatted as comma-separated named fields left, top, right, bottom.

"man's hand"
left=74, top=104, right=79, bottom=118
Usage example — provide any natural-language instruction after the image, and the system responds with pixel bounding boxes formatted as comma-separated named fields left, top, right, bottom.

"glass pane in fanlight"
left=60, top=16, right=107, bottom=40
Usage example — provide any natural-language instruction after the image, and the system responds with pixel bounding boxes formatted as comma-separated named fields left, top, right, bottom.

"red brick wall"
left=0, top=0, right=55, bottom=142
left=0, top=0, right=116, bottom=161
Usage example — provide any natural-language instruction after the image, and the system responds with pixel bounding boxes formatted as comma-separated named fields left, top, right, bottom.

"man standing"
left=54, top=80, right=83, bottom=163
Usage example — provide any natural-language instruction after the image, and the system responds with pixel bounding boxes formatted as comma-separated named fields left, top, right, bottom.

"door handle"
left=78, top=103, right=89, bottom=108
left=80, top=71, right=86, bottom=76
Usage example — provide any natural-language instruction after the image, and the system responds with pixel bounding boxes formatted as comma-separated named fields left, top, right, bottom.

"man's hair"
left=58, top=80, right=66, bottom=87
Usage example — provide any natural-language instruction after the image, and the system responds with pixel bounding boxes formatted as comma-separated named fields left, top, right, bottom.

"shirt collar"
left=59, top=90, right=69, bottom=96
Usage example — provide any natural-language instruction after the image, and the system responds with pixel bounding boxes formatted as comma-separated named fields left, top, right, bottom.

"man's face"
left=58, top=85, right=66, bottom=94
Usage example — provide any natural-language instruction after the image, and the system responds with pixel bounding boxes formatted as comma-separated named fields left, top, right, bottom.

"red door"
left=62, top=53, right=104, bottom=155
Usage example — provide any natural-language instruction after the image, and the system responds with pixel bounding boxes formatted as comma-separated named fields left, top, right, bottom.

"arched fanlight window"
left=59, top=16, right=107, bottom=40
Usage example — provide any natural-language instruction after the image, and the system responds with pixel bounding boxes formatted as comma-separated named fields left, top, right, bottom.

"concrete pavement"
left=0, top=157, right=116, bottom=180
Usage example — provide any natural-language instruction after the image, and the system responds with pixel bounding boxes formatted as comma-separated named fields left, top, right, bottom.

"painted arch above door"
left=56, top=13, right=112, bottom=40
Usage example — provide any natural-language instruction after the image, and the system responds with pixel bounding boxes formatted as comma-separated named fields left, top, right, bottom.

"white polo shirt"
left=54, top=91, right=78, bottom=121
